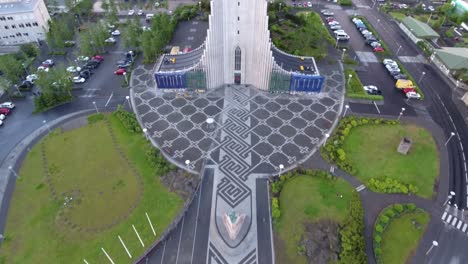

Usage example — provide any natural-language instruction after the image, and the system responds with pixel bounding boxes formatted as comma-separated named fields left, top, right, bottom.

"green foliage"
left=34, top=66, right=73, bottom=112
left=144, top=143, right=175, bottom=175
left=345, top=68, right=384, bottom=101
left=78, top=22, right=109, bottom=56
left=367, top=177, right=418, bottom=195
left=373, top=204, right=424, bottom=263
left=338, top=193, right=366, bottom=264
left=113, top=105, right=142, bottom=133
left=142, top=13, right=176, bottom=63
left=123, top=16, right=143, bottom=50
left=321, top=116, right=398, bottom=175
left=107, top=0, right=119, bottom=24
left=87, top=113, right=105, bottom=124
left=338, top=0, right=352, bottom=6
left=0, top=54, right=24, bottom=83
left=20, top=43, right=38, bottom=58
left=46, top=15, right=75, bottom=50
left=271, top=197, right=281, bottom=222
left=417, top=40, right=432, bottom=56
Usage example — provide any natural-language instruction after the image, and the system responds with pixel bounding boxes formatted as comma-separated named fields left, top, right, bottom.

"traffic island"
left=272, top=169, right=365, bottom=264
left=321, top=117, right=439, bottom=198
left=0, top=112, right=189, bottom=263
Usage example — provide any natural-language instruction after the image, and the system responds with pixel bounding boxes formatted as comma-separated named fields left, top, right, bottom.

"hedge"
left=321, top=116, right=399, bottom=175
left=373, top=203, right=420, bottom=263
left=339, top=0, right=352, bottom=6
left=367, top=177, right=419, bottom=195
left=113, top=105, right=142, bottom=133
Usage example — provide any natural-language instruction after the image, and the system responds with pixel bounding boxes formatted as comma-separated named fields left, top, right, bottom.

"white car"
left=0, top=102, right=14, bottom=109
left=428, top=6, right=435, bottom=12
left=363, top=85, right=379, bottom=91
left=111, top=30, right=121, bottom=36
left=323, top=11, right=334, bottom=16
left=66, top=66, right=82, bottom=73
left=307, top=1, right=312, bottom=7
left=26, top=74, right=38, bottom=83
left=137, top=9, right=144, bottom=16
left=0, top=114, right=5, bottom=120
left=334, top=29, right=346, bottom=34
left=142, top=26, right=150, bottom=31
left=0, top=120, right=3, bottom=126
left=37, top=66, right=49, bottom=72
left=406, top=91, right=421, bottom=99
left=386, top=64, right=400, bottom=72
left=330, top=25, right=342, bottom=30
left=77, top=56, right=89, bottom=62
left=328, top=21, right=340, bottom=26
left=128, top=9, right=135, bottom=16
left=383, top=59, right=396, bottom=65
left=105, top=37, right=116, bottom=43
left=72, top=76, right=86, bottom=84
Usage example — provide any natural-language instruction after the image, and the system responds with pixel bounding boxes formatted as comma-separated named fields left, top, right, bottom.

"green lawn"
left=343, top=124, right=438, bottom=198
left=275, top=175, right=354, bottom=264
left=389, top=12, right=407, bottom=22
left=0, top=114, right=183, bottom=263
left=380, top=210, right=430, bottom=264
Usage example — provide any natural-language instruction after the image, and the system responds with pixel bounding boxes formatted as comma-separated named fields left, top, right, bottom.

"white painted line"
left=460, top=143, right=464, bottom=152
left=449, top=115, right=454, bottom=123
left=356, top=184, right=366, bottom=192
left=101, top=248, right=115, bottom=264
left=464, top=162, right=467, bottom=172
left=175, top=216, right=186, bottom=264
left=105, top=92, right=114, bottom=107
left=452, top=217, right=458, bottom=226
left=442, top=212, right=447, bottom=221
left=161, top=241, right=167, bottom=264
left=447, top=214, right=453, bottom=223
left=146, top=212, right=157, bottom=236
left=191, top=176, right=204, bottom=264
left=457, top=220, right=463, bottom=229
left=373, top=101, right=381, bottom=114
left=132, top=224, right=145, bottom=247
left=83, top=259, right=89, bottom=264
left=463, top=223, right=468, bottom=232
left=118, top=235, right=132, bottom=258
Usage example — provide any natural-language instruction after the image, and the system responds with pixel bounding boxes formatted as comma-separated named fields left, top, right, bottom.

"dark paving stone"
left=277, top=109, right=294, bottom=120
left=267, top=134, right=285, bottom=147
left=290, top=117, right=307, bottom=129
left=136, top=104, right=151, bottom=114
left=281, top=143, right=301, bottom=158
left=194, top=98, right=210, bottom=108
left=324, top=110, right=337, bottom=121
left=293, top=134, right=313, bottom=148
left=153, top=120, right=170, bottom=131
left=187, top=129, right=205, bottom=141
left=264, top=101, right=281, bottom=112
left=198, top=138, right=217, bottom=152
left=300, top=110, right=318, bottom=121
left=253, top=142, right=274, bottom=156
left=266, top=116, right=283, bottom=129
left=141, top=112, right=160, bottom=124
left=204, top=105, right=221, bottom=116
left=171, top=98, right=188, bottom=108
left=167, top=112, right=184, bottom=123
left=172, top=137, right=191, bottom=151
left=287, top=102, right=304, bottom=113
left=252, top=95, right=269, bottom=105
left=320, top=97, right=335, bottom=107
left=181, top=105, right=197, bottom=116
left=279, top=125, right=296, bottom=138
left=176, top=120, right=194, bottom=132
left=252, top=124, right=272, bottom=137
left=310, top=103, right=327, bottom=113
left=157, top=104, right=174, bottom=116
left=161, top=128, right=179, bottom=141
left=191, top=112, right=208, bottom=124
left=252, top=109, right=270, bottom=120
left=141, top=91, right=154, bottom=100
left=148, top=97, right=165, bottom=107
left=304, top=125, right=322, bottom=139
left=315, top=118, right=333, bottom=129
left=298, top=98, right=314, bottom=106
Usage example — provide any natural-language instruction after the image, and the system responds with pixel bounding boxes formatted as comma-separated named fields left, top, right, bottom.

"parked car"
left=366, top=37, right=378, bottom=44
left=385, top=64, right=400, bottom=72
left=79, top=70, right=92, bottom=79
left=105, top=37, right=116, bottom=44
left=137, top=9, right=144, bottom=16
left=42, top=59, right=54, bottom=67
left=330, top=25, right=342, bottom=30
left=0, top=108, right=11, bottom=115
left=0, top=119, right=3, bottom=126
left=428, top=6, right=435, bottom=12
left=370, top=42, right=382, bottom=48
left=76, top=56, right=89, bottom=62
left=328, top=21, right=340, bottom=26
left=37, top=66, right=49, bottom=72
left=114, top=68, right=127, bottom=75
left=373, top=47, right=384, bottom=52
left=0, top=102, right=15, bottom=109
left=363, top=85, right=379, bottom=92
left=383, top=59, right=396, bottom=65
left=72, top=76, right=86, bottom=83
left=335, top=32, right=350, bottom=40
left=92, top=55, right=104, bottom=61
left=307, top=1, right=312, bottom=7
left=26, top=74, right=38, bottom=83
left=393, top=74, right=408, bottom=80
left=326, top=17, right=334, bottom=22
left=128, top=9, right=135, bottom=16
left=403, top=88, right=421, bottom=99
left=18, top=80, right=33, bottom=89
left=322, top=11, right=334, bottom=16
left=334, top=29, right=346, bottom=34
left=111, top=30, right=121, bottom=36
left=0, top=114, right=5, bottom=120
left=117, top=62, right=132, bottom=69
left=66, top=66, right=81, bottom=73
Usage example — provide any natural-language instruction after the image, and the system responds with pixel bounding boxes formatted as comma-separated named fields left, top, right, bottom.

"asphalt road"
left=256, top=178, right=275, bottom=264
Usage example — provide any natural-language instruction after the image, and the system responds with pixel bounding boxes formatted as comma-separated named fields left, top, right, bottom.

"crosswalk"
left=79, top=89, right=100, bottom=98
left=356, top=184, right=366, bottom=192
left=441, top=210, right=468, bottom=234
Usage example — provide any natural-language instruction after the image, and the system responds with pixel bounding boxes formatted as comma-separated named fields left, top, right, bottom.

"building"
left=431, top=47, right=468, bottom=75
left=452, top=0, right=468, bottom=15
left=0, top=0, right=50, bottom=45
left=399, top=16, right=440, bottom=44
left=154, top=0, right=324, bottom=93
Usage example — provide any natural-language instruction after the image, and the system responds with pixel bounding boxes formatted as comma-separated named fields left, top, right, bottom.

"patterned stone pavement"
left=130, top=64, right=345, bottom=263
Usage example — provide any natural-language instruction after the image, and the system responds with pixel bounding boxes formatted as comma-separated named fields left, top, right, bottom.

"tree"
left=78, top=22, right=108, bottom=56
left=0, top=55, right=24, bottom=83
left=75, top=0, right=93, bottom=18
left=123, top=16, right=143, bottom=50
left=78, top=30, right=95, bottom=56
left=107, top=0, right=118, bottom=24
left=0, top=78, right=12, bottom=98
left=20, top=43, right=38, bottom=58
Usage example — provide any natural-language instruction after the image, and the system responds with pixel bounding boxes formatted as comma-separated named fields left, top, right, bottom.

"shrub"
left=367, top=177, right=418, bottom=195
left=339, top=0, right=352, bottom=6
left=339, top=193, right=366, bottom=263
left=113, top=105, right=142, bottom=133
left=374, top=235, right=382, bottom=243
left=271, top=197, right=281, bottom=222
left=87, top=113, right=104, bottom=124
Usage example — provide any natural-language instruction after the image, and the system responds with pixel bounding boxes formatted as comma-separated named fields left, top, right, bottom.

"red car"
left=114, top=68, right=126, bottom=75
left=373, top=47, right=384, bottom=53
left=93, top=55, right=104, bottom=61
left=326, top=17, right=334, bottom=22
left=0, top=108, right=11, bottom=115
left=403, top=88, right=416, bottom=94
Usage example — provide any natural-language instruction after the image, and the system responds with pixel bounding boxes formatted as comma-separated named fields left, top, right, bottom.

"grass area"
left=270, top=11, right=334, bottom=59
left=275, top=175, right=354, bottom=264
left=345, top=68, right=384, bottom=101
left=0, top=114, right=183, bottom=263
left=380, top=210, right=430, bottom=264
left=343, top=123, right=438, bottom=198
left=389, top=11, right=407, bottom=22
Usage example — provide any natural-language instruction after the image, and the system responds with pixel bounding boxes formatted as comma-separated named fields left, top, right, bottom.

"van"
left=395, top=79, right=414, bottom=89
left=335, top=32, right=350, bottom=40
left=170, top=46, right=180, bottom=55
left=146, top=14, right=154, bottom=20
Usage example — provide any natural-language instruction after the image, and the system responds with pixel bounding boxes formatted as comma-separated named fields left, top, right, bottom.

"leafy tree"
left=123, top=16, right=143, bottom=50
left=46, top=16, right=75, bottom=49
left=107, top=0, right=118, bottom=24
left=20, top=43, right=38, bottom=58
left=78, top=22, right=108, bottom=56
left=75, top=0, right=93, bottom=18
left=34, top=66, right=73, bottom=111
left=0, top=55, right=24, bottom=83
left=0, top=78, right=12, bottom=98
left=78, top=30, right=94, bottom=56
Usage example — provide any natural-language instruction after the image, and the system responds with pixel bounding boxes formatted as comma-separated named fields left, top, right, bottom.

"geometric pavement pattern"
left=130, top=63, right=345, bottom=263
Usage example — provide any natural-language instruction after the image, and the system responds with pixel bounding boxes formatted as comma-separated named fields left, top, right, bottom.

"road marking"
left=83, top=259, right=89, bottom=264
left=175, top=216, right=185, bottom=264
left=118, top=235, right=132, bottom=258
left=373, top=101, right=381, bottom=114
left=105, top=92, right=114, bottom=107
left=447, top=214, right=453, bottom=223
left=461, top=143, right=465, bottom=152
left=452, top=217, right=458, bottom=226
left=356, top=184, right=366, bottom=192
left=132, top=224, right=145, bottom=247
left=160, top=241, right=166, bottom=264
left=442, top=211, right=447, bottom=221
left=457, top=220, right=463, bottom=229
left=101, top=248, right=115, bottom=264
left=463, top=223, right=468, bottom=232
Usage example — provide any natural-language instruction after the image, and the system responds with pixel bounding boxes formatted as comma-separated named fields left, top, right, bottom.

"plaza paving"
left=130, top=64, right=345, bottom=263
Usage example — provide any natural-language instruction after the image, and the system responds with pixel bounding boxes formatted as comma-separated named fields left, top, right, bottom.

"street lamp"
left=143, top=128, right=148, bottom=140
left=397, top=107, right=406, bottom=121
left=445, top=132, right=456, bottom=146
left=347, top=74, right=352, bottom=86
left=8, top=166, right=18, bottom=178
left=444, top=191, right=456, bottom=206
left=425, top=240, right=438, bottom=255
left=279, top=2, right=282, bottom=11
left=92, top=101, right=99, bottom=113
left=125, top=95, right=132, bottom=110
left=343, top=104, right=350, bottom=117
left=198, top=1, right=201, bottom=10
left=341, top=48, right=347, bottom=60
left=185, top=160, right=190, bottom=168
left=418, top=71, right=426, bottom=83
left=396, top=45, right=402, bottom=56
left=123, top=72, right=128, bottom=85
left=278, top=164, right=284, bottom=177
left=324, top=133, right=330, bottom=144
left=43, top=120, right=51, bottom=132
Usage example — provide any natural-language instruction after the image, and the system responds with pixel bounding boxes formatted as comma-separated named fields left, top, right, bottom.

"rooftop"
left=434, top=47, right=468, bottom=70
left=402, top=16, right=440, bottom=39
left=0, top=0, right=38, bottom=14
